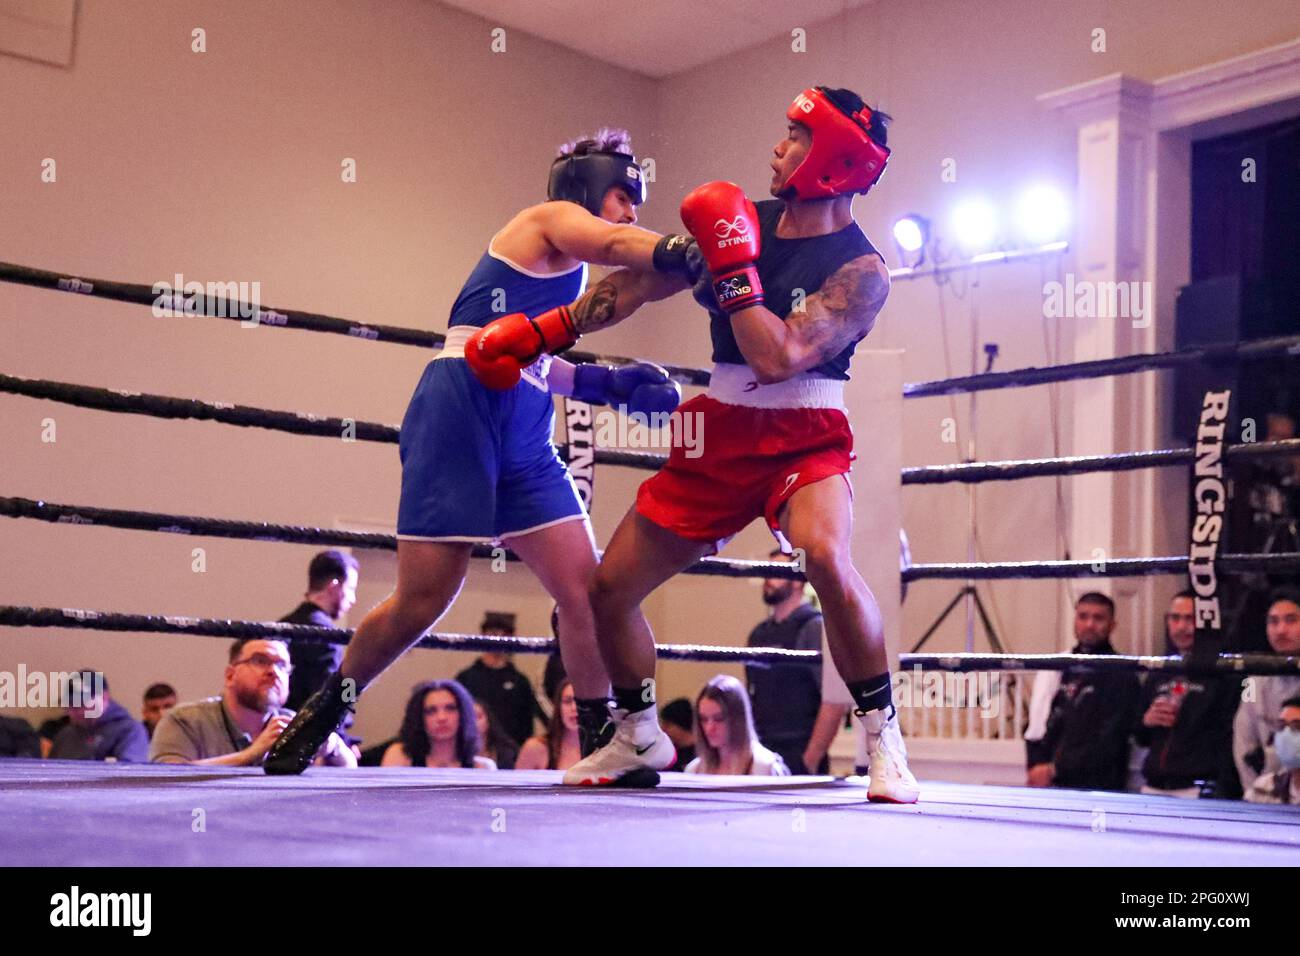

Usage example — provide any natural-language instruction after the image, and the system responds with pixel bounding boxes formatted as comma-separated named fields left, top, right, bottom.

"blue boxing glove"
left=572, top=362, right=681, bottom=416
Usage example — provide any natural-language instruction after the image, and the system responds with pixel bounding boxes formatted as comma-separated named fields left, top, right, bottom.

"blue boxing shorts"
left=396, top=327, right=586, bottom=542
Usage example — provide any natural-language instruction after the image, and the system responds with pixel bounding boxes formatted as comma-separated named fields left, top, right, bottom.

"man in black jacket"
left=1134, top=590, right=1240, bottom=798
left=1027, top=593, right=1141, bottom=791
left=455, top=612, right=545, bottom=748
left=745, top=550, right=825, bottom=773
left=281, top=550, right=359, bottom=711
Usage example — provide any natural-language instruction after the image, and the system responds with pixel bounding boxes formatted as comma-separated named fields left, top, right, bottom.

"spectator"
left=685, top=676, right=790, bottom=776
left=49, top=671, right=149, bottom=763
left=140, top=683, right=178, bottom=740
left=517, top=680, right=581, bottom=771
left=382, top=680, right=495, bottom=769
left=37, top=716, right=69, bottom=758
left=745, top=549, right=824, bottom=773
left=541, top=605, right=567, bottom=712
left=810, top=632, right=857, bottom=776
left=455, top=612, right=544, bottom=746
left=0, top=716, right=40, bottom=758
left=1244, top=694, right=1300, bottom=804
left=1234, top=587, right=1300, bottom=793
left=474, top=699, right=519, bottom=770
left=1026, top=593, right=1141, bottom=791
left=1134, top=591, right=1239, bottom=798
left=150, top=639, right=355, bottom=767
left=660, top=698, right=696, bottom=772
left=280, top=550, right=359, bottom=711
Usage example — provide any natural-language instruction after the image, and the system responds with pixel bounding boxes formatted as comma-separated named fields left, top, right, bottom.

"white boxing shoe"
left=860, top=706, right=920, bottom=804
left=562, top=706, right=676, bottom=786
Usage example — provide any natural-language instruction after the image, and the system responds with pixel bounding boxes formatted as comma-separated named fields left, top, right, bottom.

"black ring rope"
left=7, top=372, right=1299, bottom=484
left=6, top=261, right=1297, bottom=397
left=905, top=553, right=1300, bottom=580
left=0, top=261, right=711, bottom=386
left=902, top=438, right=1300, bottom=485
left=0, top=605, right=817, bottom=665
left=0, top=373, right=668, bottom=471
left=901, top=652, right=1300, bottom=676
left=903, top=333, right=1300, bottom=398
left=3, top=605, right=1295, bottom=674
left=0, top=496, right=806, bottom=581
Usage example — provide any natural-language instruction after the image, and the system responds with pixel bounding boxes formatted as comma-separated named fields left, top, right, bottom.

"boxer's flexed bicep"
left=783, top=253, right=890, bottom=374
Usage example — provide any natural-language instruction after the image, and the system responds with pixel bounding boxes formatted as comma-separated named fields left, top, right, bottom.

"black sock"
left=575, top=698, right=613, bottom=757
left=575, top=698, right=611, bottom=732
left=847, top=672, right=892, bottom=716
left=613, top=684, right=655, bottom=715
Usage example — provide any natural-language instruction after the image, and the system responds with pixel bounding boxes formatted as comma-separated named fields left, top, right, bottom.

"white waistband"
left=435, top=325, right=475, bottom=358
left=706, top=363, right=845, bottom=410
left=435, top=325, right=551, bottom=391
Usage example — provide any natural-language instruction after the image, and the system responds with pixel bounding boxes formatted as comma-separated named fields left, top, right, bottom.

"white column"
left=1038, top=75, right=1157, bottom=651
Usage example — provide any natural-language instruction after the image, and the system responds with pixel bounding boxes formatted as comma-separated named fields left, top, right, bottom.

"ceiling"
left=436, top=0, right=877, bottom=78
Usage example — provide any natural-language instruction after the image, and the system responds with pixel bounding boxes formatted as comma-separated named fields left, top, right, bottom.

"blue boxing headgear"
left=547, top=151, right=646, bottom=216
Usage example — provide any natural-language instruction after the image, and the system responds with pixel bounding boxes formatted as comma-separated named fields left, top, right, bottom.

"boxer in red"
left=471, top=87, right=918, bottom=803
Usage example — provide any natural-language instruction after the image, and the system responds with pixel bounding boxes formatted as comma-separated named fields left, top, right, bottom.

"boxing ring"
left=4, top=759, right=1298, bottom=866
left=3, top=259, right=1300, bottom=867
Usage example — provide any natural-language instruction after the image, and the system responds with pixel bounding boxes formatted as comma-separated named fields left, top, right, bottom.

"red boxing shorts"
left=636, top=364, right=854, bottom=552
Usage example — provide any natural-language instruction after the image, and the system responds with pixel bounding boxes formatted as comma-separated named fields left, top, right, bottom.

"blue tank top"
left=446, top=247, right=587, bottom=331
left=709, top=199, right=879, bottom=380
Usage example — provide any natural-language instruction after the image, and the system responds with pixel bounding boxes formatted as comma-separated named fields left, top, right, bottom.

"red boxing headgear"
left=783, top=86, right=890, bottom=200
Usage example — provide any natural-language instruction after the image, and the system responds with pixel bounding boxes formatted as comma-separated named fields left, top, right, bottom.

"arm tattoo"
left=570, top=278, right=620, bottom=334
left=791, top=256, right=889, bottom=366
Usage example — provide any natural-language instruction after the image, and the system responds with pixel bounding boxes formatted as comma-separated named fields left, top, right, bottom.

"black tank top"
left=708, top=199, right=879, bottom=381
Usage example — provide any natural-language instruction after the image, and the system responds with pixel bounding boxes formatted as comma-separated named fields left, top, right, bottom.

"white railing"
left=895, top=667, right=1030, bottom=741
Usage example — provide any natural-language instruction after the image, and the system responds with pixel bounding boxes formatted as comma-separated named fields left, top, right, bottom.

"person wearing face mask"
left=1234, top=588, right=1300, bottom=794
left=1244, top=695, right=1300, bottom=804
left=1026, top=592, right=1142, bottom=791
left=1133, top=591, right=1241, bottom=798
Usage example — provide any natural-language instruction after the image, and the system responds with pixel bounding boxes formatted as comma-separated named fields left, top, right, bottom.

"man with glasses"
left=150, top=639, right=355, bottom=767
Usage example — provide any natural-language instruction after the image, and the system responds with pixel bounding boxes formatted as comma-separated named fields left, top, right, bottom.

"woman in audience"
left=685, top=675, right=790, bottom=776
left=516, top=679, right=581, bottom=770
left=382, top=680, right=496, bottom=769
left=473, top=698, right=519, bottom=770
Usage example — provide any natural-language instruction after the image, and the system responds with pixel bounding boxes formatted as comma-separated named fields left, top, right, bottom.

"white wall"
left=0, top=0, right=658, bottom=741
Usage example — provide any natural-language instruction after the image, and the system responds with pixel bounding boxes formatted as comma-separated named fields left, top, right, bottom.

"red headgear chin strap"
left=783, top=87, right=890, bottom=200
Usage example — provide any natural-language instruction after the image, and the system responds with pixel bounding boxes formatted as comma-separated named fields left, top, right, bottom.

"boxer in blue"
left=265, top=129, right=699, bottom=774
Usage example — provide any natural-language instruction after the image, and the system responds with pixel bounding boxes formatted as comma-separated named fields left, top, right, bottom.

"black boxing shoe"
left=264, top=670, right=355, bottom=775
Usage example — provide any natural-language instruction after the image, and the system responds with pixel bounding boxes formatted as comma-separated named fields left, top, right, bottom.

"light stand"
left=910, top=341, right=1007, bottom=655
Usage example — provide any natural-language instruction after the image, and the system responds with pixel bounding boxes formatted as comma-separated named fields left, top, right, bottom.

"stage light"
left=951, top=199, right=997, bottom=253
left=1016, top=185, right=1069, bottom=244
left=892, top=214, right=930, bottom=268
left=893, top=215, right=927, bottom=253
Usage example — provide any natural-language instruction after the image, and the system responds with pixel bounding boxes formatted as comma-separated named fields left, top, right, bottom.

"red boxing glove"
left=680, top=181, right=764, bottom=314
left=465, top=306, right=577, bottom=390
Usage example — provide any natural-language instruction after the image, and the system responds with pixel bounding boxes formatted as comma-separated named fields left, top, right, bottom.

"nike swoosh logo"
left=634, top=743, right=655, bottom=756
